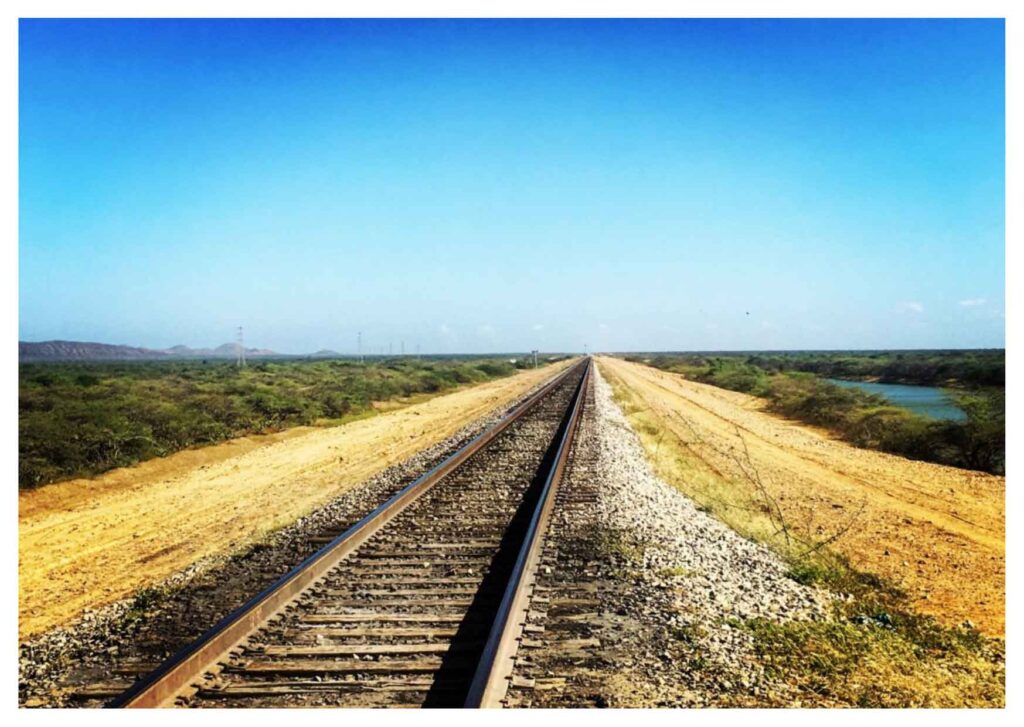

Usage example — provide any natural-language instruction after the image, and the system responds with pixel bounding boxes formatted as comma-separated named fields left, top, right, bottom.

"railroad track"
left=110, top=358, right=591, bottom=708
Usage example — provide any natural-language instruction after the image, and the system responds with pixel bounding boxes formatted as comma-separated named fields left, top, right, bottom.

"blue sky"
left=20, top=19, right=1004, bottom=354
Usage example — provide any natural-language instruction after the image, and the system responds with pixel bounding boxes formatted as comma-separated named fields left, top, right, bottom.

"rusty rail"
left=110, top=358, right=586, bottom=708
left=464, top=358, right=591, bottom=707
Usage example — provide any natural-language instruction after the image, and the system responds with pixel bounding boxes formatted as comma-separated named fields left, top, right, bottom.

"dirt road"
left=597, top=357, right=1004, bottom=636
left=18, top=361, right=571, bottom=640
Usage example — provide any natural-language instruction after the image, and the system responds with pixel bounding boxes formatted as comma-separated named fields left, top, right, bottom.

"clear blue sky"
left=20, top=19, right=1004, bottom=354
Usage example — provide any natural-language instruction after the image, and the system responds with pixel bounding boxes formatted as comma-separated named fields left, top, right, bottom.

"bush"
left=19, top=356, right=534, bottom=488
left=767, top=374, right=883, bottom=428
left=704, top=360, right=770, bottom=395
left=948, top=390, right=1005, bottom=474
left=640, top=354, right=1004, bottom=475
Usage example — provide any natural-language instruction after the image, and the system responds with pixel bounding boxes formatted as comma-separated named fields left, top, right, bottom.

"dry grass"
left=740, top=617, right=1004, bottom=707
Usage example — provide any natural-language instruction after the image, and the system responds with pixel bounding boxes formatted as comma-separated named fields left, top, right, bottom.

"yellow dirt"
left=18, top=361, right=572, bottom=640
left=598, top=357, right=1004, bottom=636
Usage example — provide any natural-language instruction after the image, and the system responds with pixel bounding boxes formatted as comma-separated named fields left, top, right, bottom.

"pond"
left=825, top=379, right=967, bottom=422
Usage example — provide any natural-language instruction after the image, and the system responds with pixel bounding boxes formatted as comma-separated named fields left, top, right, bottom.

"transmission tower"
left=236, top=326, right=246, bottom=368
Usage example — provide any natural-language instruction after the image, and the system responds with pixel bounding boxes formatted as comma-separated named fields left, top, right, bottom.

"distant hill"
left=19, top=340, right=170, bottom=362
left=19, top=340, right=279, bottom=362
left=310, top=349, right=343, bottom=358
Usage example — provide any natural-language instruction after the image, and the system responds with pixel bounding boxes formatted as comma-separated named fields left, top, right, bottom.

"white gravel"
left=589, top=364, right=830, bottom=676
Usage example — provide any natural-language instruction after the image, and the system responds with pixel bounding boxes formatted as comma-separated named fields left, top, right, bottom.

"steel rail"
left=464, top=358, right=591, bottom=708
left=110, top=358, right=586, bottom=708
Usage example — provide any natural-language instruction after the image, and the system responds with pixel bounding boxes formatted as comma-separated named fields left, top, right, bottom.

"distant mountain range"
left=19, top=340, right=280, bottom=362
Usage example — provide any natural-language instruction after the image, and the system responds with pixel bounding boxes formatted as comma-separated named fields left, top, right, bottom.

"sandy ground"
left=18, top=362, right=571, bottom=640
left=597, top=357, right=1005, bottom=636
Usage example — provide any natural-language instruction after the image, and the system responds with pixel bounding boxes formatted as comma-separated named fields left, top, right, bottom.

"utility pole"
left=236, top=326, right=246, bottom=368
left=532, top=349, right=538, bottom=368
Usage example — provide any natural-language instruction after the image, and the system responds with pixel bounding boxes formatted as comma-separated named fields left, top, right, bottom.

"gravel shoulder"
left=507, top=364, right=830, bottom=707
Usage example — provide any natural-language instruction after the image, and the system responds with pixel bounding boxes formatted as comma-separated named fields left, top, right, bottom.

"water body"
left=826, top=379, right=967, bottom=422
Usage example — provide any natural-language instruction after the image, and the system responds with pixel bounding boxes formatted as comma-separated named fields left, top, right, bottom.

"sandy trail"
left=598, top=357, right=1004, bottom=636
left=19, top=362, right=571, bottom=640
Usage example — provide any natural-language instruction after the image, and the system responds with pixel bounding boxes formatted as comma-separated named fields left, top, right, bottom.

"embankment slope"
left=597, top=356, right=1004, bottom=636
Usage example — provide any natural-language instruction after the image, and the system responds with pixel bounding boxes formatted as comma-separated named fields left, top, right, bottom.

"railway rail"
left=110, top=357, right=591, bottom=708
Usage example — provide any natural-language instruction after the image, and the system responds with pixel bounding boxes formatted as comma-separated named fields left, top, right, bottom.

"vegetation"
left=740, top=557, right=1004, bottom=707
left=626, top=352, right=1004, bottom=475
left=19, top=356, right=546, bottom=488
left=631, top=349, right=1004, bottom=387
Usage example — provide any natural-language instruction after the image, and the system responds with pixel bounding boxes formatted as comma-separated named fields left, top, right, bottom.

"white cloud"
left=901, top=302, right=924, bottom=314
left=531, top=323, right=545, bottom=331
left=959, top=298, right=986, bottom=307
left=439, top=323, right=453, bottom=337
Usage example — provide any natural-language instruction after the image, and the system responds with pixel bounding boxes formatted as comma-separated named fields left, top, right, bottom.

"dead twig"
left=728, top=426, right=792, bottom=546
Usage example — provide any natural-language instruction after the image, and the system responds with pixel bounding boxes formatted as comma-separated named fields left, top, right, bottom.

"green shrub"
left=19, top=356, right=537, bottom=488
left=951, top=389, right=1005, bottom=473
left=704, top=360, right=770, bottom=395
left=638, top=352, right=1004, bottom=475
